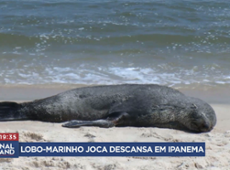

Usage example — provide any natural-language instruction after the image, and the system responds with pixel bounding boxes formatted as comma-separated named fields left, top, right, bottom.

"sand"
left=0, top=86, right=230, bottom=170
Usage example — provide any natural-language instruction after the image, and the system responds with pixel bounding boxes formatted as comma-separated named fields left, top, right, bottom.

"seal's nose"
left=199, top=121, right=211, bottom=132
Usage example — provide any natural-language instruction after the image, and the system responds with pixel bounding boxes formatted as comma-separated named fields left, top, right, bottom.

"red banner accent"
left=0, top=133, right=19, bottom=141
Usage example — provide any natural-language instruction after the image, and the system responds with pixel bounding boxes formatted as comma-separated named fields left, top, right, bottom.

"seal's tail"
left=0, top=102, right=26, bottom=121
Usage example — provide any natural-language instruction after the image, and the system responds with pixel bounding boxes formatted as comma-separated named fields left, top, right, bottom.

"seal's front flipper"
left=62, top=119, right=114, bottom=128
left=62, top=112, right=129, bottom=128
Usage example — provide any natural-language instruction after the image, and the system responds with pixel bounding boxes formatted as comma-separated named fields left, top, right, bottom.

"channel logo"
left=0, top=133, right=19, bottom=158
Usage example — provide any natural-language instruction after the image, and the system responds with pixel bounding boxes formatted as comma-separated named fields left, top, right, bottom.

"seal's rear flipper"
left=0, top=102, right=26, bottom=121
left=62, top=112, right=129, bottom=128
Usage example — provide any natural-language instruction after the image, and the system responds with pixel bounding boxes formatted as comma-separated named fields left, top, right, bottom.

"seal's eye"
left=191, top=104, right=198, bottom=109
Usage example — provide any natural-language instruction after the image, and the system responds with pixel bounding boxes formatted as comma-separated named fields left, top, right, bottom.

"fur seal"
left=0, top=84, right=216, bottom=132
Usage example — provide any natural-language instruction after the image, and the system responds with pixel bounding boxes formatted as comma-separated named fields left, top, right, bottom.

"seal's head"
left=184, top=97, right=216, bottom=133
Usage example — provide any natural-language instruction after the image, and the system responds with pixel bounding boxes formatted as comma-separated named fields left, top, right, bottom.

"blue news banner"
left=0, top=133, right=205, bottom=157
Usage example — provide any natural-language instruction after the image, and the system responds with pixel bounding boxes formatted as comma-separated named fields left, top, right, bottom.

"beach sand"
left=0, top=85, right=229, bottom=170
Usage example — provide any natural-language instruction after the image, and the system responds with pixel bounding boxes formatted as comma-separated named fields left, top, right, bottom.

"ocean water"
left=0, top=0, right=230, bottom=86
